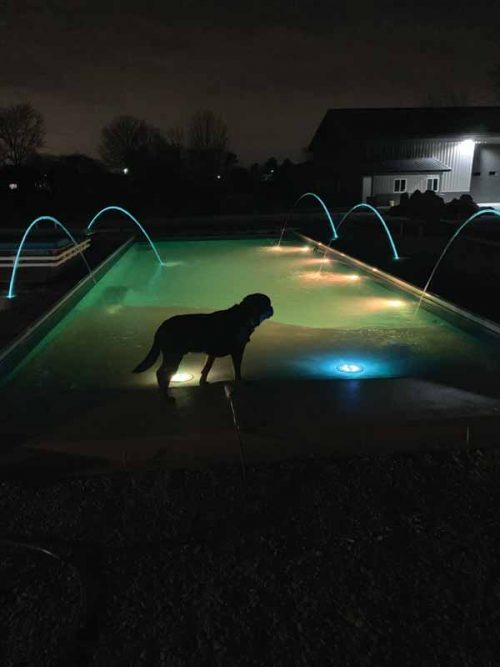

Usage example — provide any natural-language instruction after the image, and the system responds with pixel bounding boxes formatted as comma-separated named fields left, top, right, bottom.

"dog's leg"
left=230, top=347, right=245, bottom=382
left=156, top=353, right=182, bottom=403
left=200, top=355, right=215, bottom=385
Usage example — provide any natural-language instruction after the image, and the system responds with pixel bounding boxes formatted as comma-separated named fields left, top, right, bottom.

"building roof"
left=362, top=158, right=451, bottom=174
left=309, top=107, right=500, bottom=152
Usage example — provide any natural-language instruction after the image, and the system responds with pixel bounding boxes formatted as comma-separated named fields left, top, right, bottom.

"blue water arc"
left=6, top=216, right=95, bottom=299
left=278, top=192, right=338, bottom=246
left=335, top=203, right=400, bottom=261
left=415, top=208, right=500, bottom=314
left=86, top=206, right=165, bottom=266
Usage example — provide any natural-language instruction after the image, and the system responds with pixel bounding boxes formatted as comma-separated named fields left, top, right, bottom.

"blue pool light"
left=293, top=355, right=394, bottom=380
left=337, top=363, right=364, bottom=374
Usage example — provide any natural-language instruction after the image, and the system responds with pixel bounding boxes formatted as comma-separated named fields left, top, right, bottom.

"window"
left=472, top=171, right=481, bottom=176
left=393, top=178, right=407, bottom=193
left=426, top=177, right=439, bottom=192
left=489, top=171, right=497, bottom=176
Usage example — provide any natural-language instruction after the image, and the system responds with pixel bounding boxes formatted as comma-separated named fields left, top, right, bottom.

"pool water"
left=3, top=238, right=500, bottom=397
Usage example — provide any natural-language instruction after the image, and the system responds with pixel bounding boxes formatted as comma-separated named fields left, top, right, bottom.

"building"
left=308, top=107, right=500, bottom=206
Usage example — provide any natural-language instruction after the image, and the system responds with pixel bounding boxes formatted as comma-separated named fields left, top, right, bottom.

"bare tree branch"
left=0, top=103, right=45, bottom=166
left=188, top=110, right=229, bottom=179
left=99, top=115, right=153, bottom=169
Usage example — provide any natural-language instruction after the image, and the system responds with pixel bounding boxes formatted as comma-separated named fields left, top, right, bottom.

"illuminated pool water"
left=3, top=238, right=500, bottom=397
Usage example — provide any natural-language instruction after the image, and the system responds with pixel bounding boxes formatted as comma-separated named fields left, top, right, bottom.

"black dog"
left=133, top=293, right=273, bottom=401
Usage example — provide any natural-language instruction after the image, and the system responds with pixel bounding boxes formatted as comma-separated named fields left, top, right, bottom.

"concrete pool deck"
left=2, top=377, right=500, bottom=476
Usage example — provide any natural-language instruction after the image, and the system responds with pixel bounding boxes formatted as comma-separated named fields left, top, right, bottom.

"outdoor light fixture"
left=171, top=372, right=193, bottom=383
left=123, top=167, right=129, bottom=175
left=337, top=363, right=363, bottom=374
left=459, top=139, right=475, bottom=153
left=9, top=183, right=18, bottom=190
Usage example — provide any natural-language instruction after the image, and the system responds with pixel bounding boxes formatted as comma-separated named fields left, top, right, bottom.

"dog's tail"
left=132, top=336, right=161, bottom=373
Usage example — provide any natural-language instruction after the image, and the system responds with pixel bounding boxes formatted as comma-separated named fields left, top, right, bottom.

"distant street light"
left=216, top=174, right=221, bottom=180
left=123, top=167, right=129, bottom=175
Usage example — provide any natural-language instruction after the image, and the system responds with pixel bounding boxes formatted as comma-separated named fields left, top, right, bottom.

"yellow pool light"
left=266, top=245, right=310, bottom=254
left=347, top=274, right=360, bottom=281
left=171, top=372, right=193, bottom=383
left=298, top=271, right=361, bottom=284
left=386, top=299, right=404, bottom=308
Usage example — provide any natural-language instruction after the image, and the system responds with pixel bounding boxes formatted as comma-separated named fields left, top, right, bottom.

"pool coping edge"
left=297, top=232, right=500, bottom=342
left=0, top=237, right=134, bottom=379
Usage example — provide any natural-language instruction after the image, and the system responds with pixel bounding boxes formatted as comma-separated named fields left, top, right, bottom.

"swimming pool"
left=3, top=236, right=500, bottom=396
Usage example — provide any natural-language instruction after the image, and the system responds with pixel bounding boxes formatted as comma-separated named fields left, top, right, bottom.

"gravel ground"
left=1, top=448, right=500, bottom=665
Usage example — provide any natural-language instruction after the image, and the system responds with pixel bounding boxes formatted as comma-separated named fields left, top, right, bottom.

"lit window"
left=426, top=177, right=439, bottom=192
left=394, top=178, right=407, bottom=193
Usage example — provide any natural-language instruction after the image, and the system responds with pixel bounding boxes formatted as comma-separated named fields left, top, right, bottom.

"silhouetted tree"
left=99, top=115, right=155, bottom=171
left=260, top=157, right=279, bottom=183
left=165, top=126, right=184, bottom=151
left=225, top=151, right=238, bottom=171
left=161, top=126, right=185, bottom=174
left=0, top=103, right=45, bottom=166
left=264, top=157, right=278, bottom=172
left=188, top=110, right=229, bottom=180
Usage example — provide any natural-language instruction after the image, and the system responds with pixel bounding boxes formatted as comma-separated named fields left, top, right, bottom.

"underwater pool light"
left=348, top=274, right=360, bottom=281
left=301, top=246, right=311, bottom=252
left=171, top=372, right=193, bottom=383
left=337, top=363, right=364, bottom=374
left=387, top=299, right=404, bottom=308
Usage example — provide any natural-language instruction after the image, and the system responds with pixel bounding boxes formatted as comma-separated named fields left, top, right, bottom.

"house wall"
left=470, top=144, right=500, bottom=202
left=372, top=173, right=438, bottom=195
left=366, top=139, right=475, bottom=194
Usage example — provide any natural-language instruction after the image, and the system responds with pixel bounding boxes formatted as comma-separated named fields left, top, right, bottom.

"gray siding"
left=366, top=139, right=474, bottom=194
left=373, top=173, right=438, bottom=195
left=470, top=144, right=500, bottom=202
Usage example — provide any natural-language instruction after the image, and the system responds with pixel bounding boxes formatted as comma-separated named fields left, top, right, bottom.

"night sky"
left=2, top=0, right=499, bottom=164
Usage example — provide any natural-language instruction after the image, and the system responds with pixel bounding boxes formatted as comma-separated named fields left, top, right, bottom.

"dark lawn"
left=1, top=448, right=500, bottom=666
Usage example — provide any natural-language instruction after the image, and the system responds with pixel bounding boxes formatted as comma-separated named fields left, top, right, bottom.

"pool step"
left=228, top=378, right=500, bottom=461
left=18, top=385, right=241, bottom=470
left=5, top=379, right=500, bottom=476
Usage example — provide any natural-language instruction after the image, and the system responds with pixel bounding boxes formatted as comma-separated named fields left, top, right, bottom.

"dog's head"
left=238, top=293, right=273, bottom=326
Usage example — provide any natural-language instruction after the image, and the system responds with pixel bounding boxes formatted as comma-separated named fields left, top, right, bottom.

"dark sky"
left=2, top=0, right=499, bottom=164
